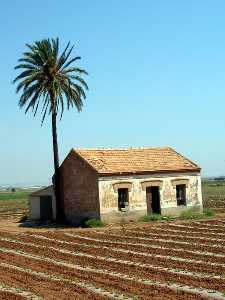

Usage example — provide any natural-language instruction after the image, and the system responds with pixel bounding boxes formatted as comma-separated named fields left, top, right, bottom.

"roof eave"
left=98, top=168, right=201, bottom=177
left=29, top=185, right=53, bottom=196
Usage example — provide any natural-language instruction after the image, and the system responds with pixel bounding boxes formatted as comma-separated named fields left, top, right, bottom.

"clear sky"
left=0, top=0, right=225, bottom=185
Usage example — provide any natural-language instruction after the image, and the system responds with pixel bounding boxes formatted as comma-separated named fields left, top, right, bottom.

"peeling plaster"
left=98, top=172, right=202, bottom=215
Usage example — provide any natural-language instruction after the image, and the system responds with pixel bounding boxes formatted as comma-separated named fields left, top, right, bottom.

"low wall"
left=101, top=209, right=146, bottom=223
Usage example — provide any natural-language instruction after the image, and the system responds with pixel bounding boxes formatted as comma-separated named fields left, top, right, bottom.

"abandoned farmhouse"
left=29, top=147, right=203, bottom=224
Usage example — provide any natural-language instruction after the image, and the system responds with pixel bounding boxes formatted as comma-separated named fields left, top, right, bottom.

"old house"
left=29, top=147, right=202, bottom=224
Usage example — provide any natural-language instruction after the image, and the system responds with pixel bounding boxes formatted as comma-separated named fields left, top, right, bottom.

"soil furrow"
left=122, top=228, right=225, bottom=246
left=0, top=291, right=26, bottom=300
left=0, top=240, right=225, bottom=296
left=0, top=281, right=42, bottom=300
left=0, top=248, right=208, bottom=300
left=0, top=263, right=111, bottom=300
left=1, top=246, right=221, bottom=299
left=15, top=231, right=225, bottom=264
left=147, top=226, right=225, bottom=239
left=158, top=223, right=225, bottom=235
left=62, top=231, right=225, bottom=255
left=7, top=233, right=225, bottom=270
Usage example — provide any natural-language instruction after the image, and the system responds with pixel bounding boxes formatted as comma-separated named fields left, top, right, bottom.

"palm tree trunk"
left=51, top=109, right=64, bottom=223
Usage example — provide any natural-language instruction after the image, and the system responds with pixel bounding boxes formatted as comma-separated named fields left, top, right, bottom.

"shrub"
left=203, top=208, right=215, bottom=217
left=179, top=209, right=194, bottom=219
left=139, top=213, right=163, bottom=222
left=84, top=218, right=105, bottom=228
left=162, top=215, right=175, bottom=221
left=179, top=209, right=203, bottom=220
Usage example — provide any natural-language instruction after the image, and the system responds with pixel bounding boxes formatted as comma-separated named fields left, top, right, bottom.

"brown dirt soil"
left=12, top=231, right=225, bottom=265
left=0, top=290, right=26, bottom=300
left=0, top=215, right=223, bottom=234
left=120, top=226, right=225, bottom=243
left=0, top=250, right=209, bottom=300
left=0, top=218, right=224, bottom=298
left=8, top=231, right=225, bottom=273
left=0, top=264, right=109, bottom=300
left=51, top=230, right=225, bottom=258
left=66, top=230, right=225, bottom=254
left=0, top=237, right=224, bottom=294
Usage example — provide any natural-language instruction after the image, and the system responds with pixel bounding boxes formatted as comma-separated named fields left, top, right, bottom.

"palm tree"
left=13, top=38, right=88, bottom=222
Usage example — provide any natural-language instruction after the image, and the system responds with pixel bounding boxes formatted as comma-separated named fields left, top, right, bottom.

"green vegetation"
left=203, top=208, right=215, bottom=217
left=84, top=218, right=105, bottom=228
left=179, top=207, right=215, bottom=220
left=179, top=209, right=200, bottom=219
left=139, top=213, right=166, bottom=222
left=0, top=191, right=29, bottom=220
left=0, top=191, right=30, bottom=201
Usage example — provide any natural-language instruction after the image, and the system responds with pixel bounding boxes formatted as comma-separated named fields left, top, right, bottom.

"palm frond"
left=63, top=67, right=88, bottom=76
left=57, top=41, right=71, bottom=69
left=14, top=38, right=88, bottom=122
left=62, top=57, right=81, bottom=70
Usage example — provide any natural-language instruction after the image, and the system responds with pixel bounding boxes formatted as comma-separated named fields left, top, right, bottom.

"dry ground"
left=0, top=183, right=225, bottom=299
left=0, top=218, right=224, bottom=299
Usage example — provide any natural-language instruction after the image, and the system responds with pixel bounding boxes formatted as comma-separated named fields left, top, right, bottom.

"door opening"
left=146, top=186, right=161, bottom=214
left=40, top=196, right=53, bottom=221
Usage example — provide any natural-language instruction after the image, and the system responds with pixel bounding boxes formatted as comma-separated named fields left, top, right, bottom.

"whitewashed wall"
left=98, top=172, right=202, bottom=216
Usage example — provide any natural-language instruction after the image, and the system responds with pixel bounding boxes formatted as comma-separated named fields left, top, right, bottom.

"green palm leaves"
left=13, top=38, right=88, bottom=123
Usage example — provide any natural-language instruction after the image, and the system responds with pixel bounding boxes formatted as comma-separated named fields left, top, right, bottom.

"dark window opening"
left=118, top=188, right=129, bottom=211
left=176, top=184, right=186, bottom=206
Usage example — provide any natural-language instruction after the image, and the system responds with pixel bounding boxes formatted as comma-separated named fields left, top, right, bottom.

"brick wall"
left=60, top=150, right=100, bottom=225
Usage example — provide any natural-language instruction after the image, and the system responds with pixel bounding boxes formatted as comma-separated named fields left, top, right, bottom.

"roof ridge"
left=74, top=146, right=171, bottom=151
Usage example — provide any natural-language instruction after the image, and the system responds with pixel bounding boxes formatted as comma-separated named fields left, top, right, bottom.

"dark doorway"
left=146, top=186, right=161, bottom=214
left=118, top=188, right=129, bottom=211
left=40, top=196, right=53, bottom=221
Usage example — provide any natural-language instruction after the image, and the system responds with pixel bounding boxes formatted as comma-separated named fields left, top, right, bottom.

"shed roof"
left=29, top=185, right=53, bottom=197
left=73, top=147, right=200, bottom=175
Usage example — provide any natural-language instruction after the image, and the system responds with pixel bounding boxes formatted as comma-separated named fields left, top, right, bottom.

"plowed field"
left=0, top=219, right=225, bottom=299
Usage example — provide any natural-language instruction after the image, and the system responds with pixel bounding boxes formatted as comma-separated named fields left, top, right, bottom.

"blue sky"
left=0, top=0, right=225, bottom=184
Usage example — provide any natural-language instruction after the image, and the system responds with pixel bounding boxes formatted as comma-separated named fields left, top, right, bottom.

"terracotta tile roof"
left=73, top=147, right=200, bottom=175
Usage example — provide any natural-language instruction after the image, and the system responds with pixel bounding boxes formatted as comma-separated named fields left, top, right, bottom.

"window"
left=176, top=184, right=186, bottom=206
left=118, top=188, right=129, bottom=211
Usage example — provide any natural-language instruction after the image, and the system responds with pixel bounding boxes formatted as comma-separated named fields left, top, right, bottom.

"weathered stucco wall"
left=99, top=172, right=202, bottom=222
